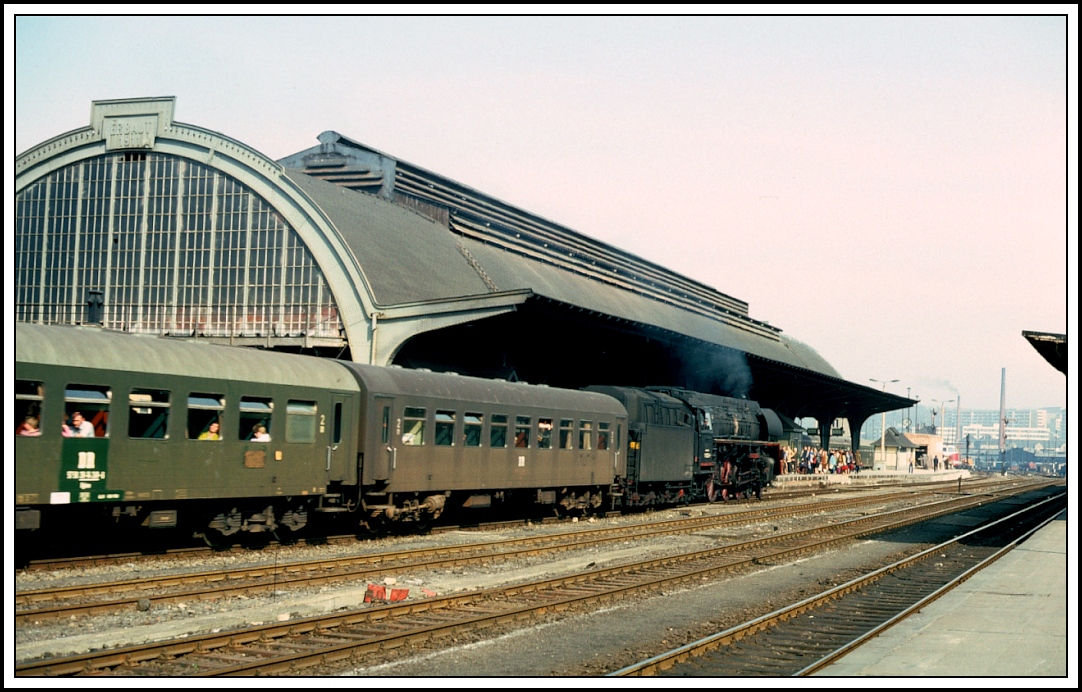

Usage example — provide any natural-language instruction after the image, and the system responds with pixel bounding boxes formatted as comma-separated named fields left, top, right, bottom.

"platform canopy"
left=1022, top=331, right=1067, bottom=375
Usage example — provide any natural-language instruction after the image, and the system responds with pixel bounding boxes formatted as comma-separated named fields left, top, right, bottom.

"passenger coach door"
left=369, top=396, right=395, bottom=482
left=327, top=394, right=355, bottom=484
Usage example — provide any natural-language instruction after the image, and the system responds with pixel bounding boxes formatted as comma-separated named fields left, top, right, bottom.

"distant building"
left=865, top=406, right=1066, bottom=456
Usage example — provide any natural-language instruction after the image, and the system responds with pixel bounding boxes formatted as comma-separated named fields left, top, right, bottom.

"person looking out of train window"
left=199, top=421, right=221, bottom=440
left=251, top=424, right=270, bottom=442
left=63, top=411, right=95, bottom=438
left=17, top=416, right=42, bottom=436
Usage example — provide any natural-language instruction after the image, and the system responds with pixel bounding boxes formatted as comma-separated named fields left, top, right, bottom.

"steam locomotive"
left=15, top=323, right=779, bottom=543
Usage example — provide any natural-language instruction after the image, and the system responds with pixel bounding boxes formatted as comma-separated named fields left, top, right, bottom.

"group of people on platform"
left=779, top=446, right=861, bottom=475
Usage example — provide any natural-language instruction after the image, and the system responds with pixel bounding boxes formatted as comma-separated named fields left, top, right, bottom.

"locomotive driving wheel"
left=705, top=477, right=720, bottom=503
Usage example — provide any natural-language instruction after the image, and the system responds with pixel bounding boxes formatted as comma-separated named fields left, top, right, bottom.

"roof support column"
left=815, top=413, right=836, bottom=450
left=846, top=411, right=871, bottom=464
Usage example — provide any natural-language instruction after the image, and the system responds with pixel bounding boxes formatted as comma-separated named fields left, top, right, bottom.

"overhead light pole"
left=870, top=378, right=899, bottom=470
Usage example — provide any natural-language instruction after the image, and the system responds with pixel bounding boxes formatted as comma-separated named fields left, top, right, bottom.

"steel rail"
left=607, top=491, right=1065, bottom=677
left=19, top=475, right=1015, bottom=572
left=15, top=484, right=1045, bottom=677
left=15, top=488, right=938, bottom=622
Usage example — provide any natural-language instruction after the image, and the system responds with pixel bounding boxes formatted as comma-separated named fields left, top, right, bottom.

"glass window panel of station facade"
left=14, top=152, right=343, bottom=345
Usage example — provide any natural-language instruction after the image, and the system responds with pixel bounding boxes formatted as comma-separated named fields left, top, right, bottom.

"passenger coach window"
left=559, top=419, right=573, bottom=449
left=490, top=414, right=508, bottom=448
left=129, top=390, right=171, bottom=439
left=537, top=418, right=553, bottom=449
left=16, top=380, right=44, bottom=437
left=286, top=400, right=318, bottom=443
left=188, top=393, right=224, bottom=440
left=515, top=416, right=531, bottom=448
left=240, top=397, right=273, bottom=441
left=402, top=407, right=425, bottom=446
left=64, top=385, right=111, bottom=438
left=435, top=410, right=455, bottom=446
left=334, top=403, right=343, bottom=445
left=380, top=406, right=390, bottom=445
left=464, top=413, right=483, bottom=447
left=579, top=421, right=593, bottom=450
left=597, top=422, right=611, bottom=451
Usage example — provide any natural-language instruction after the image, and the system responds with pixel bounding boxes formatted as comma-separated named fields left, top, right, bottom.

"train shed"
left=14, top=97, right=911, bottom=450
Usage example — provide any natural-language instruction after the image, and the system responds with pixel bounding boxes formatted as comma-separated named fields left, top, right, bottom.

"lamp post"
left=871, top=378, right=899, bottom=470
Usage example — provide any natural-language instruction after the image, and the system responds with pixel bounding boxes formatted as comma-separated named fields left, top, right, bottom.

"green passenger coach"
left=15, top=323, right=361, bottom=540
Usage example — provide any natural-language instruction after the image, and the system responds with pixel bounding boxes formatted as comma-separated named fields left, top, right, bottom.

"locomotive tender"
left=15, top=323, right=779, bottom=542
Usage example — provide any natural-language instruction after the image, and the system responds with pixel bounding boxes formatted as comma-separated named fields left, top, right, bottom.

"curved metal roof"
left=284, top=165, right=842, bottom=380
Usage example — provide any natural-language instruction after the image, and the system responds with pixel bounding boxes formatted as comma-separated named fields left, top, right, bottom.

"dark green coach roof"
left=16, top=323, right=360, bottom=392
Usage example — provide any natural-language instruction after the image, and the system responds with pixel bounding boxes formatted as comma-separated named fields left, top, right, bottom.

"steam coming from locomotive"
left=683, top=348, right=753, bottom=399
left=718, top=349, right=753, bottom=398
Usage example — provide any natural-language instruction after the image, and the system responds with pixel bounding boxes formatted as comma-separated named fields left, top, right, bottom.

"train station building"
left=14, top=97, right=911, bottom=450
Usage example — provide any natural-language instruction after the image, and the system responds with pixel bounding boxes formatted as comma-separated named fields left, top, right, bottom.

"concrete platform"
left=771, top=468, right=969, bottom=490
left=815, top=508, right=1072, bottom=680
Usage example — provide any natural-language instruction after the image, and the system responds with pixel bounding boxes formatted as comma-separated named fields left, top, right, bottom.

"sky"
left=7, top=10, right=1075, bottom=414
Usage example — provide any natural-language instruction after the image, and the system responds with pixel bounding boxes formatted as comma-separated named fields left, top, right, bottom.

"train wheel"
left=706, top=478, right=718, bottom=503
left=361, top=515, right=391, bottom=537
left=197, top=531, right=230, bottom=550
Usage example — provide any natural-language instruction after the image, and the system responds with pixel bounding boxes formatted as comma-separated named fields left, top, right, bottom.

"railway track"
left=15, top=480, right=1054, bottom=676
left=17, top=475, right=996, bottom=573
left=610, top=490, right=1066, bottom=677
left=15, top=478, right=1032, bottom=624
